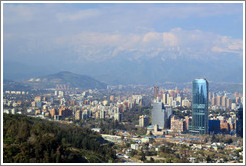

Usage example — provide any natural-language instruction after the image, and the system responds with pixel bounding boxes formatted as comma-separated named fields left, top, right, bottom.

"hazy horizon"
left=3, top=2, right=244, bottom=85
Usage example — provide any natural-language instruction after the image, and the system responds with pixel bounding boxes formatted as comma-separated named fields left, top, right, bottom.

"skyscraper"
left=191, top=78, right=209, bottom=134
left=236, top=106, right=243, bottom=137
left=151, top=99, right=172, bottom=129
left=114, top=108, right=122, bottom=122
left=154, top=86, right=159, bottom=99
left=100, top=110, right=105, bottom=119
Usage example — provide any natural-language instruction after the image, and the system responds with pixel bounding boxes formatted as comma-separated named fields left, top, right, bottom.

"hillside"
left=3, top=114, right=116, bottom=163
left=3, top=79, right=31, bottom=91
left=26, top=71, right=107, bottom=90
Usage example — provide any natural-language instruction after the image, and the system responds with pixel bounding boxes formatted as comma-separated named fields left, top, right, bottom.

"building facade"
left=170, top=116, right=184, bottom=133
left=191, top=78, right=209, bottom=134
left=236, top=106, right=243, bottom=137
left=154, top=86, right=159, bottom=99
left=151, top=99, right=172, bottom=129
left=139, top=115, right=149, bottom=127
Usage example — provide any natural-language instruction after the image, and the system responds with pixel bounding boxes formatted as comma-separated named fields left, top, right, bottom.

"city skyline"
left=2, top=76, right=244, bottom=163
left=1, top=1, right=245, bottom=164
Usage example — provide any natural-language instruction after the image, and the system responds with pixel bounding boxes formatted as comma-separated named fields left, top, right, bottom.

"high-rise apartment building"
left=154, top=86, right=159, bottom=99
left=216, top=96, right=222, bottom=106
left=171, top=116, right=184, bottom=133
left=176, top=95, right=182, bottom=106
left=169, top=97, right=174, bottom=106
left=114, top=109, right=122, bottom=122
left=191, top=78, right=209, bottom=134
left=236, top=97, right=241, bottom=104
left=59, top=107, right=72, bottom=117
left=100, top=110, right=105, bottom=119
left=184, top=116, right=192, bottom=132
left=50, top=108, right=57, bottom=118
left=221, top=96, right=227, bottom=107
left=139, top=115, right=149, bottom=127
left=166, top=94, right=170, bottom=105
left=162, top=92, right=168, bottom=105
left=226, top=98, right=232, bottom=109
left=75, top=110, right=82, bottom=120
left=211, top=97, right=216, bottom=105
left=208, top=92, right=212, bottom=101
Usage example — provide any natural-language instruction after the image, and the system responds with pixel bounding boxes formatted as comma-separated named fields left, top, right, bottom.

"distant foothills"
left=4, top=51, right=243, bottom=85
left=3, top=71, right=243, bottom=94
left=3, top=71, right=107, bottom=90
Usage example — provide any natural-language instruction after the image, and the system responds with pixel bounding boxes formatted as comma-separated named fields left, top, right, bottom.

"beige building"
left=139, top=115, right=149, bottom=127
left=171, top=116, right=184, bottom=133
left=75, top=110, right=82, bottom=120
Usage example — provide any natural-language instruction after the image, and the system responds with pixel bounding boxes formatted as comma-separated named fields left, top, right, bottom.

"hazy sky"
left=3, top=2, right=243, bottom=65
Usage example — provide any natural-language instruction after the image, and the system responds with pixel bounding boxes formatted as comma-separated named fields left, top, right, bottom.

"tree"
left=165, top=157, right=172, bottom=163
left=150, top=157, right=154, bottom=163
left=211, top=134, right=219, bottom=142
left=140, top=151, right=146, bottom=162
left=224, top=138, right=233, bottom=144
left=206, top=155, right=212, bottom=163
left=129, top=150, right=137, bottom=157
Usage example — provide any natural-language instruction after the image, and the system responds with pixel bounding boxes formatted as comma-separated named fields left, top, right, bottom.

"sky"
left=2, top=2, right=244, bottom=80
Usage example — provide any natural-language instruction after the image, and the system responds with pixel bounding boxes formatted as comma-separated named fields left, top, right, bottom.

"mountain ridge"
left=3, top=52, right=243, bottom=85
left=27, top=71, right=107, bottom=90
left=4, top=71, right=107, bottom=90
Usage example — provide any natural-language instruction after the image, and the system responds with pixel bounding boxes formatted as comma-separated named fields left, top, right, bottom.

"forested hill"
left=3, top=114, right=117, bottom=163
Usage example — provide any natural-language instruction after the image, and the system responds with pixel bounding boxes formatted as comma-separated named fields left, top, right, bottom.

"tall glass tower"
left=191, top=78, right=209, bottom=134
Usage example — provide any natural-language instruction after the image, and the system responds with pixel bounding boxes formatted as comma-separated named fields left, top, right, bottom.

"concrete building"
left=59, top=107, right=72, bottom=117
left=151, top=99, right=172, bottom=129
left=182, top=98, right=191, bottom=107
left=100, top=110, right=106, bottom=119
left=114, top=109, right=122, bottom=122
left=162, top=92, right=168, bottom=105
left=231, top=103, right=237, bottom=110
left=216, top=96, right=222, bottom=106
left=168, top=97, right=174, bottom=106
left=222, top=96, right=227, bottom=107
left=184, top=116, right=192, bottom=132
left=154, top=86, right=159, bottom=99
left=50, top=108, right=57, bottom=118
left=176, top=96, right=182, bottom=106
left=170, top=116, right=184, bottom=133
left=139, top=115, right=149, bottom=127
left=75, top=110, right=82, bottom=121
left=226, top=98, right=232, bottom=109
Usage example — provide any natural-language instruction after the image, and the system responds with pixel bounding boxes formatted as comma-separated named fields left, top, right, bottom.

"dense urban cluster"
left=3, top=80, right=244, bottom=163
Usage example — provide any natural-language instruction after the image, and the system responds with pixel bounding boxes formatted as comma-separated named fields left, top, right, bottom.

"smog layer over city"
left=2, top=2, right=244, bottom=164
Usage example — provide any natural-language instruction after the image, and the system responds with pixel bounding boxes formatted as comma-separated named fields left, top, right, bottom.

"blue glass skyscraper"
left=191, top=78, right=209, bottom=134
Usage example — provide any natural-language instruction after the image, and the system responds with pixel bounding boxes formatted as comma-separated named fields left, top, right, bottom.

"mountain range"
left=3, top=51, right=243, bottom=85
left=3, top=71, right=107, bottom=90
